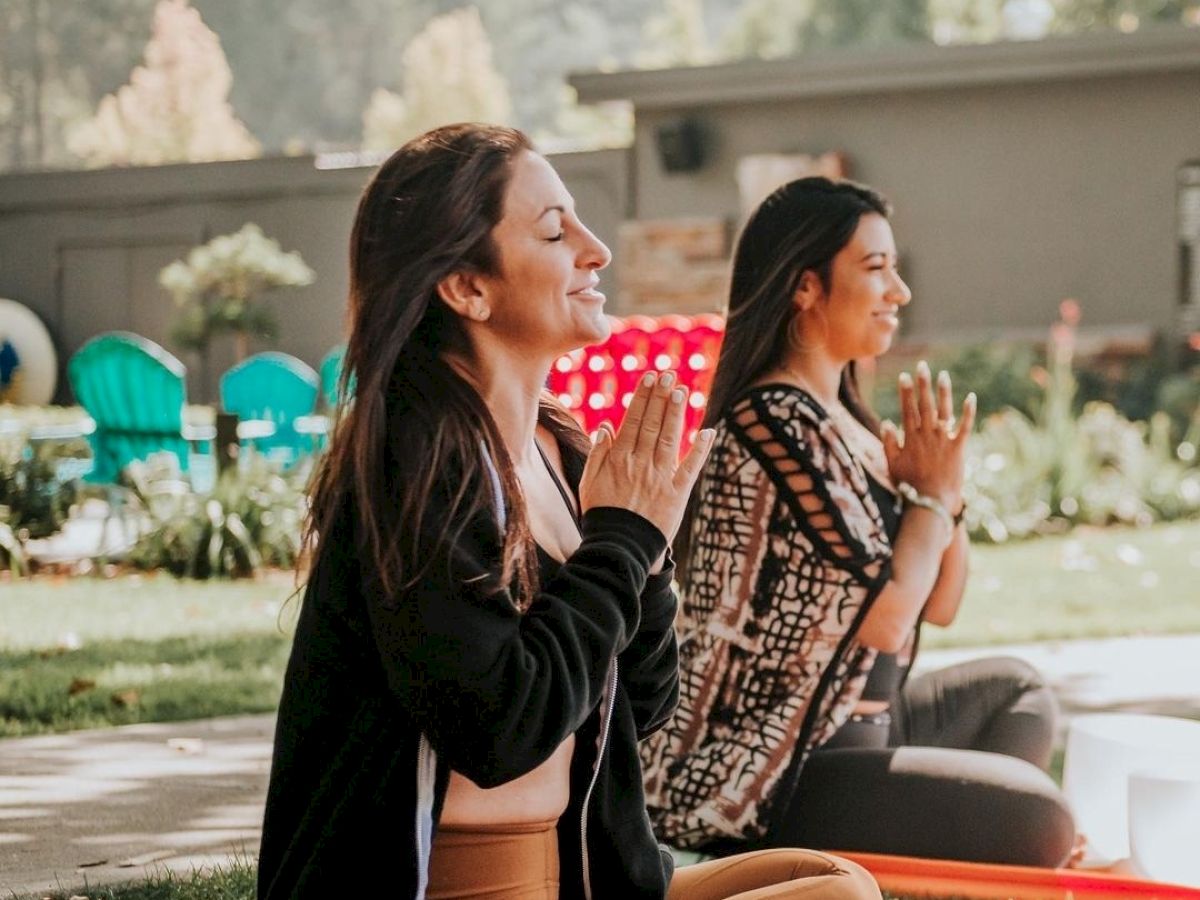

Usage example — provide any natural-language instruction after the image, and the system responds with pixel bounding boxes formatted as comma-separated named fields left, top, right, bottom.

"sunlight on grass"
left=25, top=859, right=257, bottom=899
left=0, top=571, right=300, bottom=650
left=927, top=520, right=1200, bottom=648
left=2, top=520, right=1198, bottom=737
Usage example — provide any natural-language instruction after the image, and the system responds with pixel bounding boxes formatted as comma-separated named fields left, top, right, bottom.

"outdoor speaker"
left=655, top=117, right=708, bottom=173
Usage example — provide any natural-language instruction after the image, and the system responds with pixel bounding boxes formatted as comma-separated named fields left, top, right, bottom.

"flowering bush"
left=159, top=223, right=315, bottom=361
left=962, top=301, right=1200, bottom=542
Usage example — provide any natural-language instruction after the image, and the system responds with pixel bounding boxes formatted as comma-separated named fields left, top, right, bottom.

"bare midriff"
left=439, top=734, right=575, bottom=826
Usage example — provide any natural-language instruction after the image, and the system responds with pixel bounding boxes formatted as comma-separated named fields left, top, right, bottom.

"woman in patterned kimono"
left=642, top=177, right=1076, bottom=867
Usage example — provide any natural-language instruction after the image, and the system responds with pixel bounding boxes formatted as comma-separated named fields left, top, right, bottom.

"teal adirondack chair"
left=68, top=332, right=194, bottom=483
left=220, top=352, right=319, bottom=465
left=319, top=344, right=353, bottom=411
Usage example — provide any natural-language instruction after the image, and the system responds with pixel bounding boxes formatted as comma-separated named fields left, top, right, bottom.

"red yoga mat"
left=837, top=852, right=1200, bottom=899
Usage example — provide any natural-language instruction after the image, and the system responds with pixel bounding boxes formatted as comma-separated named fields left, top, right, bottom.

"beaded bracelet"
left=896, top=481, right=955, bottom=536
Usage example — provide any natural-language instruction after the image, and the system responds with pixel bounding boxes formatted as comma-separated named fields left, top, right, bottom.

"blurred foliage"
left=957, top=307, right=1200, bottom=542
left=159, top=223, right=314, bottom=360
left=126, top=451, right=309, bottom=579
left=68, top=0, right=260, bottom=167
left=361, top=7, right=512, bottom=151
left=0, top=431, right=78, bottom=549
left=4, top=0, right=1199, bottom=170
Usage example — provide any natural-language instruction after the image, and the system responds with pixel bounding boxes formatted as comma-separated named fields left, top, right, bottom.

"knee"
left=973, top=755, right=1077, bottom=867
left=1001, top=784, right=1077, bottom=867
left=820, top=854, right=883, bottom=900
left=986, top=656, right=1050, bottom=692
left=984, top=656, right=1060, bottom=720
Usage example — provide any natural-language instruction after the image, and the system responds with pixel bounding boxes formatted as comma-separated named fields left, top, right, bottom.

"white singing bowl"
left=1062, top=714, right=1200, bottom=863
left=1128, top=765, right=1200, bottom=886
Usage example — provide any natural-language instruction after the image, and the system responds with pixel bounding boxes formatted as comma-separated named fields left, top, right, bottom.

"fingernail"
left=899, top=372, right=912, bottom=387
left=966, top=392, right=977, bottom=408
left=917, top=360, right=930, bottom=376
left=700, top=428, right=716, bottom=442
left=642, top=372, right=655, bottom=387
left=938, top=370, right=950, bottom=387
left=671, top=388, right=684, bottom=404
left=661, top=371, right=675, bottom=388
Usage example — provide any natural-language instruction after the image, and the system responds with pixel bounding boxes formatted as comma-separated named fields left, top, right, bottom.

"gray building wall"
left=0, top=148, right=630, bottom=403
left=574, top=27, right=1200, bottom=341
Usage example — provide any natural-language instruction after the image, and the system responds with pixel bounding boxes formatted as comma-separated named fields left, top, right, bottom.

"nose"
left=577, top=223, right=612, bottom=271
left=889, top=270, right=912, bottom=306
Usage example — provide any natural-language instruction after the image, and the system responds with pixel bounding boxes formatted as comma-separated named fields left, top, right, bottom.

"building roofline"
left=570, top=25, right=1200, bottom=109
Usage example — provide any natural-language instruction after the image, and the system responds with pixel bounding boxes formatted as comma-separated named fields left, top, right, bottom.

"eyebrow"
left=860, top=251, right=892, bottom=262
left=537, top=205, right=566, bottom=222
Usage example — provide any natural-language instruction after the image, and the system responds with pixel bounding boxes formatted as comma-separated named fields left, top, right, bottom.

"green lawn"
left=2, top=520, right=1199, bottom=737
left=927, top=519, right=1200, bottom=648
left=0, top=572, right=298, bottom=738
left=25, top=861, right=257, bottom=900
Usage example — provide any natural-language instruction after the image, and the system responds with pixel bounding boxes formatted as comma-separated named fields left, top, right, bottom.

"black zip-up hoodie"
left=258, top=438, right=678, bottom=899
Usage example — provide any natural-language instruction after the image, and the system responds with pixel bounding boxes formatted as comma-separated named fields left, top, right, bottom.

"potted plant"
left=159, top=223, right=315, bottom=369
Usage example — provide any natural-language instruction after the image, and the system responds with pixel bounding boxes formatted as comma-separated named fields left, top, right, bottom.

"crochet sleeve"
left=727, top=390, right=891, bottom=591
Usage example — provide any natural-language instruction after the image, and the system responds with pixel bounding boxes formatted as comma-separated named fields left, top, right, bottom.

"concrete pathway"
left=0, top=716, right=271, bottom=896
left=2, top=634, right=1199, bottom=896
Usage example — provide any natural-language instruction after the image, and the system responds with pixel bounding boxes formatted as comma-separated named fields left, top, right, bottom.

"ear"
left=793, top=270, right=823, bottom=313
left=436, top=270, right=491, bottom=322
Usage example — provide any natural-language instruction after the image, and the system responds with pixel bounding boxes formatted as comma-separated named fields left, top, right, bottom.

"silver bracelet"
left=896, top=481, right=955, bottom=536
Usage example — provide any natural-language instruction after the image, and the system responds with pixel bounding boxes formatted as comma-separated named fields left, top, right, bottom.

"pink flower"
left=1059, top=298, right=1082, bottom=327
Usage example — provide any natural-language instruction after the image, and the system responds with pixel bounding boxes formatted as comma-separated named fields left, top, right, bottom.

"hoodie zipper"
left=414, top=733, right=437, bottom=900
left=579, top=658, right=618, bottom=900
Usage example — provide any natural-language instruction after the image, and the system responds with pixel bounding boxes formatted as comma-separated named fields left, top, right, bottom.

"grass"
left=0, top=572, right=297, bottom=738
left=926, top=519, right=1200, bottom=648
left=1, top=519, right=1198, bottom=737
left=21, top=861, right=256, bottom=899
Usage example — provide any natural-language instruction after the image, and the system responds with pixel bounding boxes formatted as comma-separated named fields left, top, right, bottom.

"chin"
left=575, top=311, right=612, bottom=347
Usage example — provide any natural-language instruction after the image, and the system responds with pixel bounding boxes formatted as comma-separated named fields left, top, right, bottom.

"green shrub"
left=126, top=452, right=308, bottom=579
left=962, top=305, right=1200, bottom=542
left=0, top=430, right=78, bottom=572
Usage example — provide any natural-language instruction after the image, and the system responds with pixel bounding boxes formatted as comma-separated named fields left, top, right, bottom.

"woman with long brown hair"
left=257, top=126, right=879, bottom=900
left=642, top=176, right=1075, bottom=866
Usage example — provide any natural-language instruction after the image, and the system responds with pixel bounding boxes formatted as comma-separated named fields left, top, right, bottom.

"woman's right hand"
left=881, top=361, right=976, bottom=512
left=578, top=371, right=716, bottom=542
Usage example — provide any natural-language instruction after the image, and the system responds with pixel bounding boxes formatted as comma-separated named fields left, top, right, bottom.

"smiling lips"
left=570, top=278, right=605, bottom=303
left=875, top=309, right=900, bottom=327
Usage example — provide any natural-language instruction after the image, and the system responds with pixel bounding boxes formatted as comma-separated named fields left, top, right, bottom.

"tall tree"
left=68, top=0, right=260, bottom=167
left=638, top=0, right=716, bottom=68
left=723, top=0, right=932, bottom=59
left=361, top=6, right=512, bottom=151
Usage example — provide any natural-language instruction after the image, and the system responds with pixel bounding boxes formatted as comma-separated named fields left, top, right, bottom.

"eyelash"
left=547, top=231, right=565, bottom=242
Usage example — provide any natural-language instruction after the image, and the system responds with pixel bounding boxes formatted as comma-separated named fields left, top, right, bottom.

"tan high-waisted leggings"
left=426, top=821, right=880, bottom=900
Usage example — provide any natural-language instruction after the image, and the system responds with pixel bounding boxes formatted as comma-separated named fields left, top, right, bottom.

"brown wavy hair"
left=305, top=123, right=584, bottom=607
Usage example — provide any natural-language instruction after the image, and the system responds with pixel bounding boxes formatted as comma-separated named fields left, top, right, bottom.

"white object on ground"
left=1063, top=714, right=1200, bottom=863
left=1128, top=763, right=1200, bottom=887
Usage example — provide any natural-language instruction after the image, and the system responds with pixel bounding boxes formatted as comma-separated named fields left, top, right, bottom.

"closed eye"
left=547, top=231, right=565, bottom=242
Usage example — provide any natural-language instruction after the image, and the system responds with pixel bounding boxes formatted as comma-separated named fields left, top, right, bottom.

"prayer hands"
left=579, top=371, right=715, bottom=542
left=881, top=361, right=976, bottom=513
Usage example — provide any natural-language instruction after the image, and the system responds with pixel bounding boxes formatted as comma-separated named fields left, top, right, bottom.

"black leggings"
left=774, top=657, right=1076, bottom=867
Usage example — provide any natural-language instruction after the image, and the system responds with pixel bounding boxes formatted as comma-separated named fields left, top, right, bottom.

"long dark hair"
left=678, top=176, right=892, bottom=575
left=305, top=123, right=583, bottom=607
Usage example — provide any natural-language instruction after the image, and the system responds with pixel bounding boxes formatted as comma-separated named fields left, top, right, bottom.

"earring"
left=475, top=307, right=490, bottom=322
left=787, top=315, right=806, bottom=354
